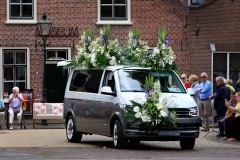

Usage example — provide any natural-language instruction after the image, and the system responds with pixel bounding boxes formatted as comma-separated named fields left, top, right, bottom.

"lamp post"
left=37, top=13, right=52, bottom=125
left=37, top=13, right=52, bottom=103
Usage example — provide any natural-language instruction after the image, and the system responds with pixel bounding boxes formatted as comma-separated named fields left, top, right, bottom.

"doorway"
left=46, top=64, right=68, bottom=103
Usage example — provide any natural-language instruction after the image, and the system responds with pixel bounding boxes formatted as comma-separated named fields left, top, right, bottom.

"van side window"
left=102, top=71, right=115, bottom=92
left=69, top=71, right=90, bottom=92
left=83, top=70, right=103, bottom=93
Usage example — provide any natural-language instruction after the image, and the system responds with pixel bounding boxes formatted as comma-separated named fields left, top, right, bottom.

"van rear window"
left=69, top=69, right=103, bottom=93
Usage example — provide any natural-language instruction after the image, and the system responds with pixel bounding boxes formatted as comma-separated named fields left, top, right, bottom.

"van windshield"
left=117, top=69, right=186, bottom=93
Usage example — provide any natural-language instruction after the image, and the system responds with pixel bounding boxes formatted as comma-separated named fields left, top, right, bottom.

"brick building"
left=0, top=0, right=239, bottom=103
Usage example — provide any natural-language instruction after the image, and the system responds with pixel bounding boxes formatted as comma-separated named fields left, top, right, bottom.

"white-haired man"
left=196, top=72, right=212, bottom=132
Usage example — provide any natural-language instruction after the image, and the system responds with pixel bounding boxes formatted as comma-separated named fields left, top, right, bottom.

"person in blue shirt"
left=196, top=72, right=212, bottom=132
left=0, top=99, right=5, bottom=130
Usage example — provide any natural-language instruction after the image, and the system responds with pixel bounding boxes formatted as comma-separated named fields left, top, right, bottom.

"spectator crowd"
left=181, top=73, right=240, bottom=142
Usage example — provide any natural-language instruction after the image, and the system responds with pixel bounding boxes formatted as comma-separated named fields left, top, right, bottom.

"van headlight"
left=189, top=107, right=198, bottom=116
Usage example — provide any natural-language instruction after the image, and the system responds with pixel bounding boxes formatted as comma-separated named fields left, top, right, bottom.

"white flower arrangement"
left=122, top=27, right=149, bottom=65
left=141, top=27, right=178, bottom=73
left=66, top=25, right=124, bottom=69
left=124, top=76, right=178, bottom=132
left=65, top=26, right=178, bottom=74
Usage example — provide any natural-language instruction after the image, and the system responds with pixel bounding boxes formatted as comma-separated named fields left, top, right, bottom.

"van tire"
left=113, top=119, right=127, bottom=149
left=180, top=139, right=195, bottom=149
left=66, top=116, right=82, bottom=143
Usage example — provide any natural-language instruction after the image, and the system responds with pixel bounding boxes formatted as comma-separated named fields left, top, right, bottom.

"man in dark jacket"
left=209, top=76, right=228, bottom=138
left=210, top=76, right=228, bottom=117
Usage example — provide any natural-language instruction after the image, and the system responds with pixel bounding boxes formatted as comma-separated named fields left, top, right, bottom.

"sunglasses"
left=180, top=78, right=185, bottom=79
left=201, top=76, right=206, bottom=78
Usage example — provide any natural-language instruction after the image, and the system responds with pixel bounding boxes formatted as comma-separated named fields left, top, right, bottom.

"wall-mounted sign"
left=35, top=27, right=79, bottom=37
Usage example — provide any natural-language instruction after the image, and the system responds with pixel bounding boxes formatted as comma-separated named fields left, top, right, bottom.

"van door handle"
left=98, top=96, right=102, bottom=100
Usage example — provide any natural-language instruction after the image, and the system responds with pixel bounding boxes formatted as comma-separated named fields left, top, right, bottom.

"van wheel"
left=113, top=119, right=127, bottom=149
left=180, top=139, right=195, bottom=149
left=66, top=116, right=82, bottom=143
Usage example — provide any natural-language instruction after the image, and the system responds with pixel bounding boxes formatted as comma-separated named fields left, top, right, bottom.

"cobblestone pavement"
left=0, top=125, right=240, bottom=159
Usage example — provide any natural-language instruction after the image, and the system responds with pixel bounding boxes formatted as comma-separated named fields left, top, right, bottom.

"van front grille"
left=176, top=108, right=190, bottom=117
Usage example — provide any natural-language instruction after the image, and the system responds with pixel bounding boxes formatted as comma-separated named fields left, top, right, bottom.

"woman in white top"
left=189, top=74, right=200, bottom=112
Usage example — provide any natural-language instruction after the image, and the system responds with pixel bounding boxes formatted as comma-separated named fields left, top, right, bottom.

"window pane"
left=115, top=0, right=126, bottom=4
left=16, top=67, right=26, bottom=80
left=22, top=0, right=32, bottom=3
left=10, top=5, right=20, bottom=17
left=213, top=53, right=227, bottom=71
left=101, top=6, right=112, bottom=18
left=4, top=50, right=14, bottom=64
left=22, top=5, right=33, bottom=17
left=57, top=50, right=67, bottom=59
left=230, top=72, right=240, bottom=92
left=11, top=0, right=20, bottom=3
left=16, top=82, right=26, bottom=91
left=115, top=6, right=126, bottom=17
left=101, top=0, right=112, bottom=4
left=4, top=82, right=14, bottom=96
left=230, top=53, right=240, bottom=71
left=16, top=50, right=26, bottom=64
left=83, top=70, right=104, bottom=93
left=4, top=67, right=14, bottom=80
left=47, top=50, right=67, bottom=60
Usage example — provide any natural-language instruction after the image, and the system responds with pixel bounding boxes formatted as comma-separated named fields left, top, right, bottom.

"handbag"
left=13, top=106, right=21, bottom=113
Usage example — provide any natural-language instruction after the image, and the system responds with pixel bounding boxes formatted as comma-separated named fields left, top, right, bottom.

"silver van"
left=63, top=66, right=201, bottom=149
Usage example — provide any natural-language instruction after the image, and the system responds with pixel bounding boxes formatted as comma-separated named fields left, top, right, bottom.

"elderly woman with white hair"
left=8, top=87, right=24, bottom=130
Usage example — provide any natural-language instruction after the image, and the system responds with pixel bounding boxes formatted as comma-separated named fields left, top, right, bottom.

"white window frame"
left=5, top=0, right=37, bottom=24
left=0, top=47, right=30, bottom=99
left=211, top=51, right=240, bottom=92
left=96, top=0, right=132, bottom=25
left=45, top=47, right=71, bottom=65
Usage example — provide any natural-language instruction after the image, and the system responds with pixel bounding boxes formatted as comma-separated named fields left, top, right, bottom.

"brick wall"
left=189, top=0, right=240, bottom=81
left=0, top=0, right=189, bottom=98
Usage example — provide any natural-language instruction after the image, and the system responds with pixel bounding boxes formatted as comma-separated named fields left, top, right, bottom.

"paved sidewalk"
left=0, top=126, right=239, bottom=149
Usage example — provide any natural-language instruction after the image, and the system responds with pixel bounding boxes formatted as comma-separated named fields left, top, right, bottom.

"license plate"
left=158, top=131, right=180, bottom=136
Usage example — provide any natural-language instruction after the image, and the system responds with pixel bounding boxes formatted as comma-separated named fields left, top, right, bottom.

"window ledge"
left=5, top=20, right=37, bottom=24
left=96, top=21, right=132, bottom=25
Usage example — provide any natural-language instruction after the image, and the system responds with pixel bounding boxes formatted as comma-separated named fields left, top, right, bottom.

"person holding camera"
left=8, top=87, right=24, bottom=130
left=221, top=92, right=240, bottom=141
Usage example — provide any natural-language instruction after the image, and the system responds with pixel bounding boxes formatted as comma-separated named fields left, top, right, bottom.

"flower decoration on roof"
left=124, top=75, right=178, bottom=132
left=65, top=26, right=178, bottom=74
left=141, top=27, right=178, bottom=73
left=122, top=27, right=149, bottom=64
left=65, top=25, right=124, bottom=69
left=88, top=25, right=124, bottom=68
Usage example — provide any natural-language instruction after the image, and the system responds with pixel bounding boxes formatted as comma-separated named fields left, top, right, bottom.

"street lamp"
left=37, top=13, right=52, bottom=103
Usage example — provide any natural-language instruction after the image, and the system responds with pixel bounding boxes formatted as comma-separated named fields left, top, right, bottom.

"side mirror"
left=101, top=86, right=116, bottom=96
left=187, top=88, right=195, bottom=96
